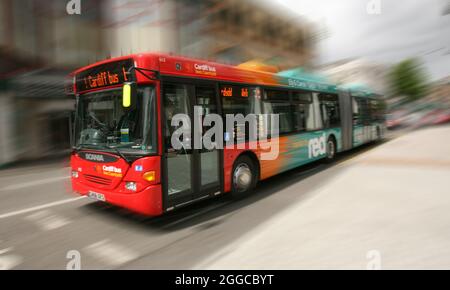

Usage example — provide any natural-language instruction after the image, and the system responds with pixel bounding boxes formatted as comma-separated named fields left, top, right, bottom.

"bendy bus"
left=69, top=53, right=385, bottom=216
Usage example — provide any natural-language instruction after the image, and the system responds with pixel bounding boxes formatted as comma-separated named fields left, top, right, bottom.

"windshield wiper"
left=75, top=144, right=104, bottom=151
left=75, top=144, right=130, bottom=164
left=108, top=146, right=130, bottom=164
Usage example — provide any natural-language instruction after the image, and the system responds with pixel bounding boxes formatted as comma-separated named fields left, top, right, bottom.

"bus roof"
left=277, top=67, right=338, bottom=94
left=72, top=53, right=370, bottom=95
left=339, top=83, right=381, bottom=98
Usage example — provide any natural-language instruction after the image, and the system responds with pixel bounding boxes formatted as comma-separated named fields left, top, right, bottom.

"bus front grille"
left=83, top=174, right=112, bottom=186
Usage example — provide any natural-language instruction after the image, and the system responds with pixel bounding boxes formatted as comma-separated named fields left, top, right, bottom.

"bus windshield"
left=74, top=86, right=156, bottom=154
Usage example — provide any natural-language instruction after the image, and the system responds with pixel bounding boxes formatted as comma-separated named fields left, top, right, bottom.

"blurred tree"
left=444, top=2, right=450, bottom=15
left=389, top=58, right=428, bottom=102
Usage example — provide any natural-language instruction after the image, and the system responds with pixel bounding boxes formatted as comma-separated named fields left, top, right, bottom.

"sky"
left=275, top=0, right=450, bottom=81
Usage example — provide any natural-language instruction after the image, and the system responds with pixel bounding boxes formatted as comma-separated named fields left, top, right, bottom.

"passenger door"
left=194, top=86, right=221, bottom=198
left=162, top=82, right=221, bottom=208
left=163, top=83, right=194, bottom=205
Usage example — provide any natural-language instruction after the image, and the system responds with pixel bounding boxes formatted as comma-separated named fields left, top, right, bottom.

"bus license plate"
left=88, top=191, right=106, bottom=202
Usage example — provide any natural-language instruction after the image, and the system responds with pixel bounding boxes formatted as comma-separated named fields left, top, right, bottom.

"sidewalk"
left=194, top=125, right=450, bottom=269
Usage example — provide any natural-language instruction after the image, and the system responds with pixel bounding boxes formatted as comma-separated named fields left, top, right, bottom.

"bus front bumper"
left=72, top=180, right=163, bottom=216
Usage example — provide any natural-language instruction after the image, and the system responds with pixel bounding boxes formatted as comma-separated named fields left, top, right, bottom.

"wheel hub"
left=233, top=164, right=252, bottom=192
left=327, top=141, right=335, bottom=159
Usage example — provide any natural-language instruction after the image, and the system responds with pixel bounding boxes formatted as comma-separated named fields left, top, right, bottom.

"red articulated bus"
left=69, top=53, right=384, bottom=216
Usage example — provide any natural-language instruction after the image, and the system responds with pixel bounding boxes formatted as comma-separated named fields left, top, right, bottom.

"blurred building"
left=0, top=0, right=108, bottom=166
left=319, top=59, right=391, bottom=95
left=105, top=0, right=316, bottom=69
left=425, top=76, right=450, bottom=107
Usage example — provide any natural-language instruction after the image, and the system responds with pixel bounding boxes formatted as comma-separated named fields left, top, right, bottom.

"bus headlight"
left=125, top=182, right=137, bottom=192
left=71, top=170, right=79, bottom=178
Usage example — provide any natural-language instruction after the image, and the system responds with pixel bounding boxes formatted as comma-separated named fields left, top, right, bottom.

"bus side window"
left=353, top=98, right=364, bottom=125
left=355, top=98, right=370, bottom=125
left=163, top=84, right=191, bottom=149
left=370, top=99, right=384, bottom=122
left=362, top=99, right=370, bottom=125
left=263, top=89, right=293, bottom=135
left=291, top=91, right=314, bottom=132
left=319, top=93, right=341, bottom=128
left=196, top=86, right=218, bottom=143
left=220, top=84, right=253, bottom=142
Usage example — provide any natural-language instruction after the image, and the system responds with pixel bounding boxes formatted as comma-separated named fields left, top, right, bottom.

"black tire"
left=324, top=137, right=337, bottom=163
left=231, top=155, right=258, bottom=196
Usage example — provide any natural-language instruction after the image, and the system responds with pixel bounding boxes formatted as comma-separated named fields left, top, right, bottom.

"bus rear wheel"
left=231, top=155, right=258, bottom=196
left=325, top=137, right=337, bottom=163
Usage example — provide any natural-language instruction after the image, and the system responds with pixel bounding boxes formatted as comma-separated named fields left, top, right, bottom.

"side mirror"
left=123, top=82, right=137, bottom=108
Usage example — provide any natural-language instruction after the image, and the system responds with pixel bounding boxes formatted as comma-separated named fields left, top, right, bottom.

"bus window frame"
left=353, top=97, right=370, bottom=126
left=318, top=93, right=341, bottom=129
left=262, top=87, right=294, bottom=136
left=290, top=90, right=314, bottom=133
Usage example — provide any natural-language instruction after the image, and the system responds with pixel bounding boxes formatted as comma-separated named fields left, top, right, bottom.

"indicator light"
left=143, top=171, right=156, bottom=182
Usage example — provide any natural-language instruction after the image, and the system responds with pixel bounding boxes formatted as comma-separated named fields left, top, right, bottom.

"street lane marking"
left=83, top=239, right=139, bottom=267
left=0, top=196, right=86, bottom=219
left=0, top=167, right=71, bottom=181
left=0, top=255, right=23, bottom=270
left=25, top=210, right=71, bottom=231
left=0, top=247, right=23, bottom=270
left=0, top=176, right=70, bottom=191
left=0, top=247, right=13, bottom=255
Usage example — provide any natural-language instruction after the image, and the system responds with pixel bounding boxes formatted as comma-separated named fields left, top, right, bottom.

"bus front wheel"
left=231, top=155, right=258, bottom=196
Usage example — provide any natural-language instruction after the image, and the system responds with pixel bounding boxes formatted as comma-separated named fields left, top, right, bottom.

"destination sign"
left=220, top=85, right=250, bottom=98
left=75, top=59, right=135, bottom=93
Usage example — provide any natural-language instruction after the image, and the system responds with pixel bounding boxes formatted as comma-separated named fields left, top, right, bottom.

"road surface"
left=0, top=126, right=449, bottom=269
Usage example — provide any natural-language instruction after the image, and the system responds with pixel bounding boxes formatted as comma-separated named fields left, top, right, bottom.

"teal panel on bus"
left=277, top=128, right=342, bottom=173
left=275, top=68, right=338, bottom=94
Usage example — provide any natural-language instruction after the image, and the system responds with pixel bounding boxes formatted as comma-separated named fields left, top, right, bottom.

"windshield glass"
left=74, top=86, right=156, bottom=154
